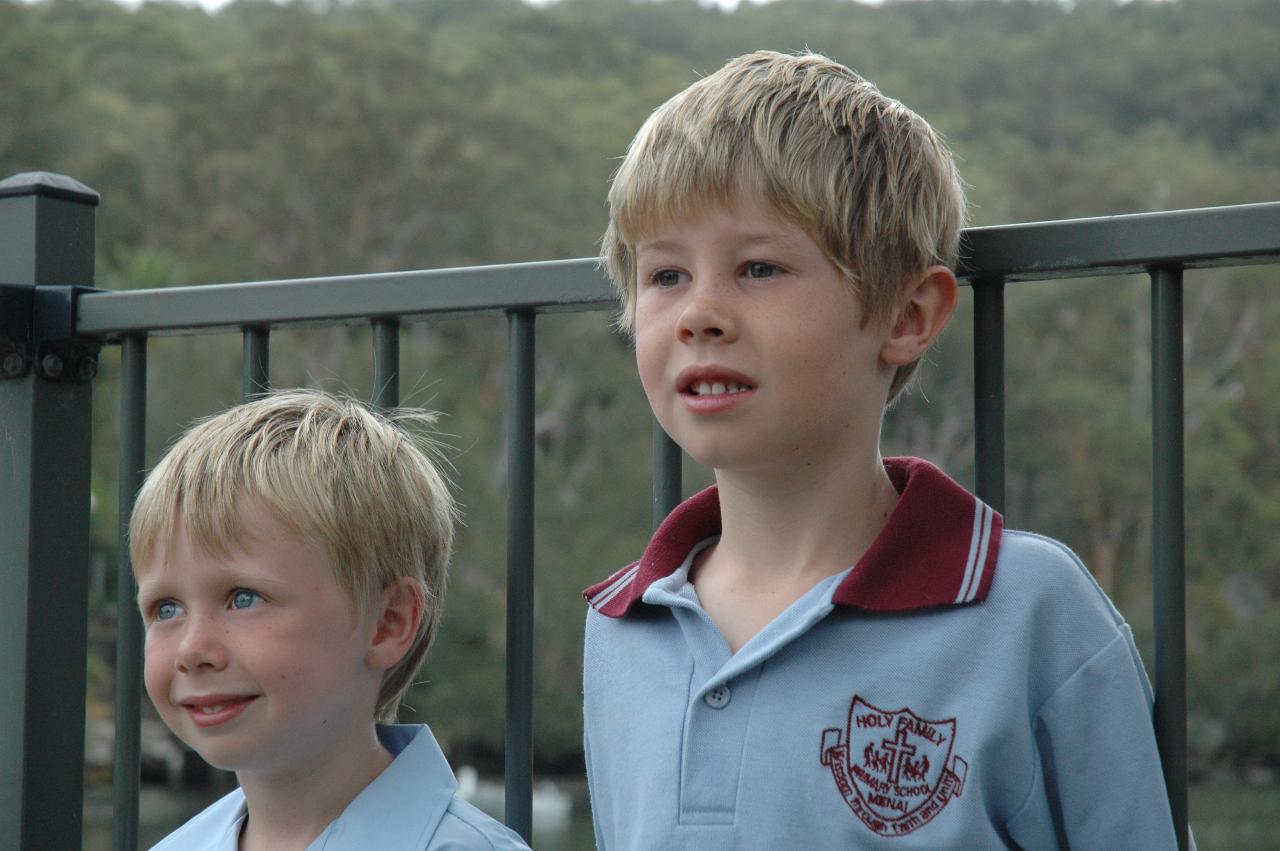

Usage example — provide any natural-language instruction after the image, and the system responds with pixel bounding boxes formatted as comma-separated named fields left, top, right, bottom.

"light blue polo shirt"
left=151, top=724, right=528, bottom=850
left=583, top=457, right=1182, bottom=849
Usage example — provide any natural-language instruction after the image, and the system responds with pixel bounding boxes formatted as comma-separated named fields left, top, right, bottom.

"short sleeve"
left=1005, top=628, right=1180, bottom=849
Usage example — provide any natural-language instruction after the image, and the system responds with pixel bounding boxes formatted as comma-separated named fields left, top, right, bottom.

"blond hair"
left=129, top=389, right=457, bottom=722
left=602, top=50, right=966, bottom=400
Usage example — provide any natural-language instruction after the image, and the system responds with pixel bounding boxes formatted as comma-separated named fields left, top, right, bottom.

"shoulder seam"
left=1031, top=628, right=1131, bottom=725
left=1008, top=629, right=1132, bottom=830
left=1000, top=529, right=1126, bottom=623
left=440, top=803, right=516, bottom=849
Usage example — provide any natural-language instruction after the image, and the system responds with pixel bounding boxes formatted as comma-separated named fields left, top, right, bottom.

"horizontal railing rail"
left=3, top=168, right=1277, bottom=851
left=77, top=260, right=616, bottom=336
left=75, top=202, right=1280, bottom=339
left=959, top=202, right=1280, bottom=280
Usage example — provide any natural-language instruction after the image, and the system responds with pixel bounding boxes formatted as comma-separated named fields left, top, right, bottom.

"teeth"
left=199, top=703, right=227, bottom=714
left=692, top=381, right=751, bottom=396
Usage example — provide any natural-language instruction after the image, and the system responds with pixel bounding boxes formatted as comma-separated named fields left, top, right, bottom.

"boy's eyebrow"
left=134, top=575, right=167, bottom=606
left=736, top=233, right=798, bottom=250
left=634, top=237, right=684, bottom=255
left=636, top=232, right=798, bottom=256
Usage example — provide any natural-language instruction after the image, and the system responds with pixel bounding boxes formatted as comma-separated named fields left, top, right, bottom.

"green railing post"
left=0, top=172, right=100, bottom=851
left=114, top=334, right=147, bottom=851
left=972, top=276, right=1006, bottom=514
left=1151, top=265, right=1189, bottom=849
left=504, top=310, right=535, bottom=841
left=651, top=419, right=681, bottom=530
left=373, top=318, right=400, bottom=409
left=242, top=325, right=270, bottom=400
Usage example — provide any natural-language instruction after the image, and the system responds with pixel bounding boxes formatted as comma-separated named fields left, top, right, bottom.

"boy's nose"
left=676, top=280, right=738, bottom=343
left=175, top=616, right=229, bottom=673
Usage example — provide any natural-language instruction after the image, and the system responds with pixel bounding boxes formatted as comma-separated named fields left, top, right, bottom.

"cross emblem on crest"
left=880, top=729, right=918, bottom=785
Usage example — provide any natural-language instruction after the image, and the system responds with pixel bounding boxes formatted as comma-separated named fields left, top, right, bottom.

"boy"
left=583, top=51, right=1182, bottom=848
left=131, top=390, right=528, bottom=850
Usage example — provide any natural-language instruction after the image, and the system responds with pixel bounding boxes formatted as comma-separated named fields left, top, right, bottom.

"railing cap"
left=957, top=201, right=1280, bottom=281
left=0, top=172, right=100, bottom=206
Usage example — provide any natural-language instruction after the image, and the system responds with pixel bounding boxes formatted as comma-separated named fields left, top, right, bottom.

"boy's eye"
left=743, top=261, right=781, bottom=280
left=230, top=589, right=262, bottom=610
left=154, top=600, right=183, bottom=621
left=648, top=268, right=688, bottom=289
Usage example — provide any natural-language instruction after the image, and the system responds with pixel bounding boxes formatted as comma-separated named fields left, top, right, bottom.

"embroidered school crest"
left=820, top=696, right=968, bottom=837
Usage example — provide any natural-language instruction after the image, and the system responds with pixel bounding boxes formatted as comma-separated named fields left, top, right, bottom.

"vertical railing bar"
left=1150, top=265, right=1188, bottom=850
left=0, top=172, right=98, bottom=851
left=112, top=335, right=147, bottom=851
left=503, top=310, right=535, bottom=840
left=972, top=276, right=1006, bottom=514
left=373, top=318, right=401, bottom=410
left=242, top=326, right=270, bottom=401
left=651, top=419, right=682, bottom=530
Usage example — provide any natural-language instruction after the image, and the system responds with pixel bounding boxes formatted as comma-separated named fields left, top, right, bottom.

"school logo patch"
left=820, top=696, right=968, bottom=837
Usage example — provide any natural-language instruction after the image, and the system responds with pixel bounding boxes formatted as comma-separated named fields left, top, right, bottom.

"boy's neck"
left=236, top=724, right=393, bottom=851
left=693, top=450, right=899, bottom=652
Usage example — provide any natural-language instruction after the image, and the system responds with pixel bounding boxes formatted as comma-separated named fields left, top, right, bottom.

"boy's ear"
left=366, top=577, right=426, bottom=671
left=880, top=265, right=959, bottom=366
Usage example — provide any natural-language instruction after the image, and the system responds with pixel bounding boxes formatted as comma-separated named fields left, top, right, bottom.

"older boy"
left=132, top=390, right=527, bottom=850
left=584, top=51, right=1182, bottom=848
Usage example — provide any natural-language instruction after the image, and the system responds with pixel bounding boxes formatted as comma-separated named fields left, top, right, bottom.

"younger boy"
left=132, top=389, right=527, bottom=850
left=584, top=51, right=1182, bottom=848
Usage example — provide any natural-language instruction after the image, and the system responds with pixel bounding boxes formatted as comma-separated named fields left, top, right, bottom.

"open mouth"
left=687, top=381, right=754, bottom=397
left=180, top=695, right=259, bottom=726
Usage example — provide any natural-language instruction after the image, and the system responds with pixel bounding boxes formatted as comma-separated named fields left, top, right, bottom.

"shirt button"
left=704, top=685, right=731, bottom=709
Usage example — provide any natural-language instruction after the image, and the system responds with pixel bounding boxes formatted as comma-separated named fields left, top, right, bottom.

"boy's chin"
left=681, top=441, right=771, bottom=474
left=161, top=726, right=256, bottom=774
left=178, top=740, right=250, bottom=773
left=196, top=746, right=291, bottom=782
left=199, top=755, right=242, bottom=773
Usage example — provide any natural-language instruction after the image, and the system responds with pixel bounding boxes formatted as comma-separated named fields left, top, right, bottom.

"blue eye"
left=230, top=589, right=261, bottom=610
left=743, top=262, right=780, bottom=279
left=155, top=600, right=182, bottom=621
left=649, top=269, right=686, bottom=288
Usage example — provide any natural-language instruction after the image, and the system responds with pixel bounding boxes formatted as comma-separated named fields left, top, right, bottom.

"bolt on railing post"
left=0, top=172, right=100, bottom=851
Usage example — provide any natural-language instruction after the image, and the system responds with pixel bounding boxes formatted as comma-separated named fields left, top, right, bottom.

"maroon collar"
left=583, top=456, right=1002, bottom=617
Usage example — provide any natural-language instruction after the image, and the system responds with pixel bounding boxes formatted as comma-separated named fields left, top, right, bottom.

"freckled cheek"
left=254, top=635, right=308, bottom=686
left=262, top=632, right=338, bottom=691
left=634, top=344, right=667, bottom=402
left=141, top=644, right=174, bottom=710
left=634, top=331, right=655, bottom=366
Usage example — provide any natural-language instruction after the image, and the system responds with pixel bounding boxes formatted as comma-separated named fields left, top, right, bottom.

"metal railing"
left=2, top=171, right=1277, bottom=849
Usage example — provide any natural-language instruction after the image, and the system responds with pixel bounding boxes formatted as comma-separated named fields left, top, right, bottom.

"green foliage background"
left=4, top=0, right=1279, bottom=779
